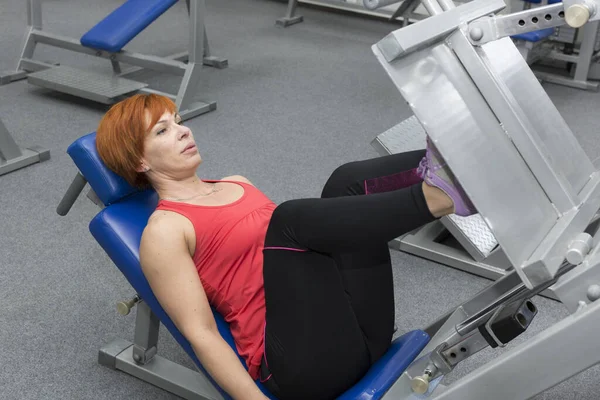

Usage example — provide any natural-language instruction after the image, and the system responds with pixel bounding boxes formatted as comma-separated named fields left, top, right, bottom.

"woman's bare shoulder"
left=147, top=209, right=187, bottom=229
left=142, top=210, right=195, bottom=251
left=221, top=175, right=254, bottom=186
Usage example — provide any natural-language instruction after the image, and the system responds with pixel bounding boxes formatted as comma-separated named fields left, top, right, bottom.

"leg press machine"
left=57, top=0, right=600, bottom=398
left=0, top=0, right=227, bottom=121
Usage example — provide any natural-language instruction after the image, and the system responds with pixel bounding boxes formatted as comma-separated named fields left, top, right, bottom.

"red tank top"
left=155, top=180, right=276, bottom=379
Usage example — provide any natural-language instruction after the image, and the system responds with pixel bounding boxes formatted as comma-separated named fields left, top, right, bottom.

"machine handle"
left=411, top=364, right=438, bottom=394
left=566, top=3, right=593, bottom=27
left=117, top=295, right=141, bottom=316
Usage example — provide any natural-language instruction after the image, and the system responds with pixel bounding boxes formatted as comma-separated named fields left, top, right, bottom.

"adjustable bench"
left=1, top=0, right=227, bottom=121
left=57, top=132, right=431, bottom=400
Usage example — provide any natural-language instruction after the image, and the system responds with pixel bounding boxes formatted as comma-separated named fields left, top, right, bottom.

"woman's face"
left=140, top=110, right=202, bottom=178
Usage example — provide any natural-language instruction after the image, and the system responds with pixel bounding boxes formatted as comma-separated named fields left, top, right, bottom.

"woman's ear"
left=135, top=161, right=150, bottom=173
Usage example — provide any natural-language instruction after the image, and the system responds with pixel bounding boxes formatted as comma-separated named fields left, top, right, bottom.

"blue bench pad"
left=80, top=0, right=178, bottom=52
left=512, top=28, right=555, bottom=42
left=67, top=132, right=137, bottom=206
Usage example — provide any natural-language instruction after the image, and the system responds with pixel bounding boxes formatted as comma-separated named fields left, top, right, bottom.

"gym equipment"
left=510, top=0, right=600, bottom=90
left=370, top=0, right=600, bottom=296
left=371, top=116, right=561, bottom=300
left=368, top=0, right=600, bottom=397
left=511, top=27, right=555, bottom=64
left=373, top=0, right=600, bottom=291
left=0, top=0, right=227, bottom=121
left=56, top=132, right=432, bottom=400
left=371, top=116, right=529, bottom=293
left=364, top=0, right=406, bottom=10
left=0, top=115, right=49, bottom=176
left=537, top=19, right=600, bottom=90
left=276, top=0, right=423, bottom=28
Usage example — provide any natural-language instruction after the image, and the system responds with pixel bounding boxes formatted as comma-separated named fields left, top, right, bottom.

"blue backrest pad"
left=67, top=132, right=138, bottom=206
left=80, top=0, right=179, bottom=53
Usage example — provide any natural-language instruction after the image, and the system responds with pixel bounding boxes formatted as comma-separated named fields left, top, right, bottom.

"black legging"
left=260, top=150, right=435, bottom=400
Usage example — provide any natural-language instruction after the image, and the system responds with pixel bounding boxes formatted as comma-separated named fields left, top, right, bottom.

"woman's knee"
left=265, top=200, right=303, bottom=243
left=321, top=161, right=364, bottom=198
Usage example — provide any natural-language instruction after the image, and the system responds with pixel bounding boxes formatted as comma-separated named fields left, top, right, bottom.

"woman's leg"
left=318, top=150, right=427, bottom=362
left=265, top=182, right=438, bottom=255
left=320, top=150, right=426, bottom=198
left=262, top=249, right=373, bottom=400
left=261, top=151, right=463, bottom=399
left=262, top=185, right=438, bottom=398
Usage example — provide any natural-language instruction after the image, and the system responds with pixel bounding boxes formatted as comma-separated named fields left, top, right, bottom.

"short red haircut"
left=96, top=94, right=177, bottom=188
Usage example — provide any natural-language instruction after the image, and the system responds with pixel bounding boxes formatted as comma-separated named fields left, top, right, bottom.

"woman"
left=96, top=94, right=476, bottom=400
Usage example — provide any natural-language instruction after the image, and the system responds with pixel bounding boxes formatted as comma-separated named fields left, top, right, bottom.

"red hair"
left=96, top=94, right=177, bottom=188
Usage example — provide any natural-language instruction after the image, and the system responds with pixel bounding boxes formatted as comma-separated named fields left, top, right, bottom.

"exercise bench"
left=56, top=132, right=432, bottom=400
left=1, top=0, right=227, bottom=121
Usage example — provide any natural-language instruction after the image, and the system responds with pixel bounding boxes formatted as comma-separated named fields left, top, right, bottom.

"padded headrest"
left=67, top=132, right=139, bottom=206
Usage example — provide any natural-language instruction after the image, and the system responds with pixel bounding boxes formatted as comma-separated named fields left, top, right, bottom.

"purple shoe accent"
left=420, top=137, right=477, bottom=217
left=417, top=157, right=427, bottom=180
left=364, top=168, right=423, bottom=194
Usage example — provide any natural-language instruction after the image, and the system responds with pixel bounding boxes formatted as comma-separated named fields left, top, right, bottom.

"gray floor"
left=1, top=0, right=599, bottom=399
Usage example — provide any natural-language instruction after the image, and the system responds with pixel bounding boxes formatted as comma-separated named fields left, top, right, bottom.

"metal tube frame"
left=391, top=0, right=426, bottom=26
left=1, top=0, right=227, bottom=120
left=56, top=172, right=87, bottom=216
left=382, top=249, right=594, bottom=400
left=276, top=0, right=304, bottom=27
left=429, top=291, right=600, bottom=400
left=176, top=0, right=206, bottom=113
left=468, top=2, right=600, bottom=90
left=536, top=21, right=600, bottom=90
left=132, top=301, right=160, bottom=365
left=275, top=0, right=430, bottom=27
left=0, top=115, right=50, bottom=176
left=98, top=302, right=225, bottom=400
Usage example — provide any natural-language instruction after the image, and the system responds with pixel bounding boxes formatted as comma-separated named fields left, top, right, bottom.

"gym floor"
left=1, top=0, right=600, bottom=399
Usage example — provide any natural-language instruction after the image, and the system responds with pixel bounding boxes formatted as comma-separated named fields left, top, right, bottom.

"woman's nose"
left=178, top=126, right=191, bottom=139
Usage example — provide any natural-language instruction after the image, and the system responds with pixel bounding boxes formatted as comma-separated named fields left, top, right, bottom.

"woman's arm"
left=140, top=212, right=268, bottom=400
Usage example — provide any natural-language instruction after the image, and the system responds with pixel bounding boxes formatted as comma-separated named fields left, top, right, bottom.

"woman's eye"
left=157, top=128, right=166, bottom=135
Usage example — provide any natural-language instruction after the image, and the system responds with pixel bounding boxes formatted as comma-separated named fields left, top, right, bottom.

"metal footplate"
left=372, top=116, right=500, bottom=257
left=371, top=116, right=427, bottom=155
left=444, top=214, right=498, bottom=261
left=27, top=65, right=147, bottom=104
left=370, top=117, right=563, bottom=298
